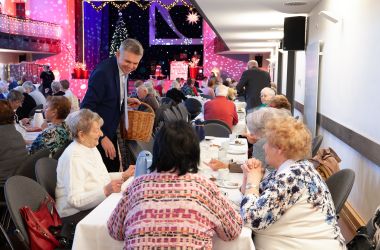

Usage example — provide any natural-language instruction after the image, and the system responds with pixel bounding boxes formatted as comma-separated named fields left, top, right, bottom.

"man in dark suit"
left=81, top=39, right=143, bottom=172
left=236, top=60, right=271, bottom=112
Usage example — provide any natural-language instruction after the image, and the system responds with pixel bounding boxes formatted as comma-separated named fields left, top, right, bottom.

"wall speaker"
left=283, top=16, right=306, bottom=51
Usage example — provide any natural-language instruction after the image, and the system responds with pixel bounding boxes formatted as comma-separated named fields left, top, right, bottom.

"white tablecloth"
left=15, top=124, right=40, bottom=143
left=73, top=137, right=254, bottom=250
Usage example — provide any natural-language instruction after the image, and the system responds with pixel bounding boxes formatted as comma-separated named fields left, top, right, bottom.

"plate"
left=229, top=140, right=245, bottom=146
left=216, top=180, right=240, bottom=189
left=227, top=149, right=246, bottom=155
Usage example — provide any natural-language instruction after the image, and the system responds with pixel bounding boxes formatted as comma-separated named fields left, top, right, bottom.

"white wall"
left=296, top=0, right=380, bottom=221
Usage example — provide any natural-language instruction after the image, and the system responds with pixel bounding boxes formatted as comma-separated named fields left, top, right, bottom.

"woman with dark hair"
left=29, top=96, right=72, bottom=154
left=0, top=100, right=28, bottom=183
left=108, top=120, right=242, bottom=249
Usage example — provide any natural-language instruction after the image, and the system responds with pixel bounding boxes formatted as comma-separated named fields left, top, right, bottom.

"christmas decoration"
left=85, top=0, right=193, bottom=12
left=186, top=11, right=199, bottom=25
left=109, top=12, right=128, bottom=57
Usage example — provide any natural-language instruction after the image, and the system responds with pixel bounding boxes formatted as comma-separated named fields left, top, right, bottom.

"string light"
left=0, top=14, right=61, bottom=39
left=84, top=0, right=193, bottom=12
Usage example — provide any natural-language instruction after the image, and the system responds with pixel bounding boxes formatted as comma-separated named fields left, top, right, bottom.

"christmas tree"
left=109, top=12, right=128, bottom=57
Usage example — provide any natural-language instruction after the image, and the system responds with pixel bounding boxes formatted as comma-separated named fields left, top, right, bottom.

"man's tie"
left=123, top=75, right=129, bottom=130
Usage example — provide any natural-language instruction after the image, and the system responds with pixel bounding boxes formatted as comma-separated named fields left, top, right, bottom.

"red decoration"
left=189, top=67, right=197, bottom=79
left=73, top=68, right=81, bottom=79
left=81, top=69, right=89, bottom=79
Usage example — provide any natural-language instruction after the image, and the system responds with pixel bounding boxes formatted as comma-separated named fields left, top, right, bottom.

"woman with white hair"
left=258, top=87, right=276, bottom=108
left=51, top=81, right=65, bottom=96
left=0, top=81, right=8, bottom=99
left=22, top=81, right=46, bottom=107
left=55, top=109, right=135, bottom=218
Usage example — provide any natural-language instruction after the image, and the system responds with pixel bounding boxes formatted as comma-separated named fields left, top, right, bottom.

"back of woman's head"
left=47, top=96, right=71, bottom=119
left=265, top=116, right=311, bottom=160
left=150, top=120, right=199, bottom=176
left=0, top=100, right=15, bottom=125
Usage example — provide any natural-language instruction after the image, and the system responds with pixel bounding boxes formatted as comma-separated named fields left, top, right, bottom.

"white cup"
left=217, top=168, right=229, bottom=181
left=33, top=110, right=44, bottom=128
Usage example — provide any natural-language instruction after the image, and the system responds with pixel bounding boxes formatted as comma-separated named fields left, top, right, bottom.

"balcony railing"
left=0, top=14, right=61, bottom=39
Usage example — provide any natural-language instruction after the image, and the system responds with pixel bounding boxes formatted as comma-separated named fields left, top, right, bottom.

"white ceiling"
left=192, top=0, right=321, bottom=53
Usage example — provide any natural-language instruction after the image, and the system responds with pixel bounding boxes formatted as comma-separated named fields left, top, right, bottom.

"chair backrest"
left=5, top=176, right=50, bottom=247
left=15, top=148, right=51, bottom=180
left=325, top=168, right=355, bottom=214
left=35, top=157, right=58, bottom=199
left=204, top=119, right=232, bottom=132
left=312, top=135, right=324, bottom=157
left=204, top=121, right=231, bottom=138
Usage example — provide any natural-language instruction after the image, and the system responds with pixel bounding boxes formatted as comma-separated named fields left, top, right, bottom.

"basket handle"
left=138, top=102, right=155, bottom=114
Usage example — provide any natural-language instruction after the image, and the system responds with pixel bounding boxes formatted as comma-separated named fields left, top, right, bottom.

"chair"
left=312, top=135, right=324, bottom=157
left=35, top=158, right=58, bottom=199
left=184, top=98, right=202, bottom=120
left=204, top=120, right=232, bottom=138
left=4, top=176, right=50, bottom=248
left=325, top=168, right=355, bottom=214
left=15, top=148, right=50, bottom=180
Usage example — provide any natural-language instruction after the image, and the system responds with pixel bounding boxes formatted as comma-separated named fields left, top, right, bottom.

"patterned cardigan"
left=108, top=172, right=242, bottom=250
left=240, top=160, right=345, bottom=249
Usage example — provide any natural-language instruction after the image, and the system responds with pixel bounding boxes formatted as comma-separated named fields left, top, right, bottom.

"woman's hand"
left=241, top=158, right=264, bottom=194
left=104, top=179, right=123, bottom=196
left=205, top=159, right=228, bottom=171
left=122, top=165, right=135, bottom=181
left=244, top=132, right=259, bottom=144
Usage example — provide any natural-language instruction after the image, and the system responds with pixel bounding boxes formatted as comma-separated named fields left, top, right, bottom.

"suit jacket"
left=0, top=124, right=28, bottom=183
left=81, top=57, right=122, bottom=140
left=204, top=96, right=238, bottom=129
left=236, top=67, right=271, bottom=110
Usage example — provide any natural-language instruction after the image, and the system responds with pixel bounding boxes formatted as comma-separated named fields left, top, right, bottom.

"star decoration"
left=187, top=12, right=200, bottom=25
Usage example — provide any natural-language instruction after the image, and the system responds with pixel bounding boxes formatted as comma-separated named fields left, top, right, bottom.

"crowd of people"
left=0, top=38, right=347, bottom=250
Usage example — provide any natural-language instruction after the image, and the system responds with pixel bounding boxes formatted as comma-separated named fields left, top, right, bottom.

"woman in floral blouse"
left=30, top=96, right=71, bottom=155
left=241, top=116, right=345, bottom=249
left=108, top=120, right=242, bottom=249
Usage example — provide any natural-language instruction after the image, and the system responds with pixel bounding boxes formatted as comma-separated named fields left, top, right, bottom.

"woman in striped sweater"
left=108, top=120, right=242, bottom=249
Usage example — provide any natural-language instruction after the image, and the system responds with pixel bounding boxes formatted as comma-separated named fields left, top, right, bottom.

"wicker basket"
left=121, top=102, right=155, bottom=142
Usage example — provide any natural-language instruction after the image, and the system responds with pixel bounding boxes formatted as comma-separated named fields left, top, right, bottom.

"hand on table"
left=241, top=158, right=264, bottom=194
left=205, top=159, right=228, bottom=171
left=20, top=118, right=30, bottom=126
left=104, top=179, right=123, bottom=196
left=122, top=165, right=135, bottom=181
left=100, top=136, right=116, bottom=160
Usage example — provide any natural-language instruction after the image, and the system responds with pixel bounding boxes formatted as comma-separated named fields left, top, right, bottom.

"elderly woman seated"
left=207, top=107, right=289, bottom=171
left=108, top=120, right=242, bottom=249
left=29, top=96, right=72, bottom=154
left=240, top=116, right=345, bottom=249
left=55, top=109, right=135, bottom=218
left=258, top=87, right=276, bottom=109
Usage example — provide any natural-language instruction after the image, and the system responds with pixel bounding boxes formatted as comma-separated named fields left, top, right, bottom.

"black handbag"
left=48, top=222, right=75, bottom=249
left=347, top=226, right=375, bottom=250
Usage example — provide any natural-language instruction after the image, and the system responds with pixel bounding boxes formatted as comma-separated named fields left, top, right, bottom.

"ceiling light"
left=319, top=11, right=340, bottom=23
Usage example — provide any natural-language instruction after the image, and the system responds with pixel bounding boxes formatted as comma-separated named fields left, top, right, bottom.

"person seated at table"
left=108, top=120, right=242, bottom=249
left=201, top=78, right=216, bottom=99
left=8, top=87, right=36, bottom=121
left=22, top=81, right=47, bottom=108
left=55, top=109, right=135, bottom=218
left=206, top=107, right=290, bottom=171
left=29, top=96, right=72, bottom=155
left=257, top=87, right=276, bottom=109
left=51, top=81, right=65, bottom=96
left=136, top=85, right=159, bottom=113
left=181, top=78, right=198, bottom=96
left=240, top=116, right=345, bottom=249
left=165, top=80, right=187, bottom=105
left=268, top=94, right=291, bottom=111
left=0, top=100, right=28, bottom=184
left=204, top=85, right=238, bottom=129
left=60, top=79, right=79, bottom=112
